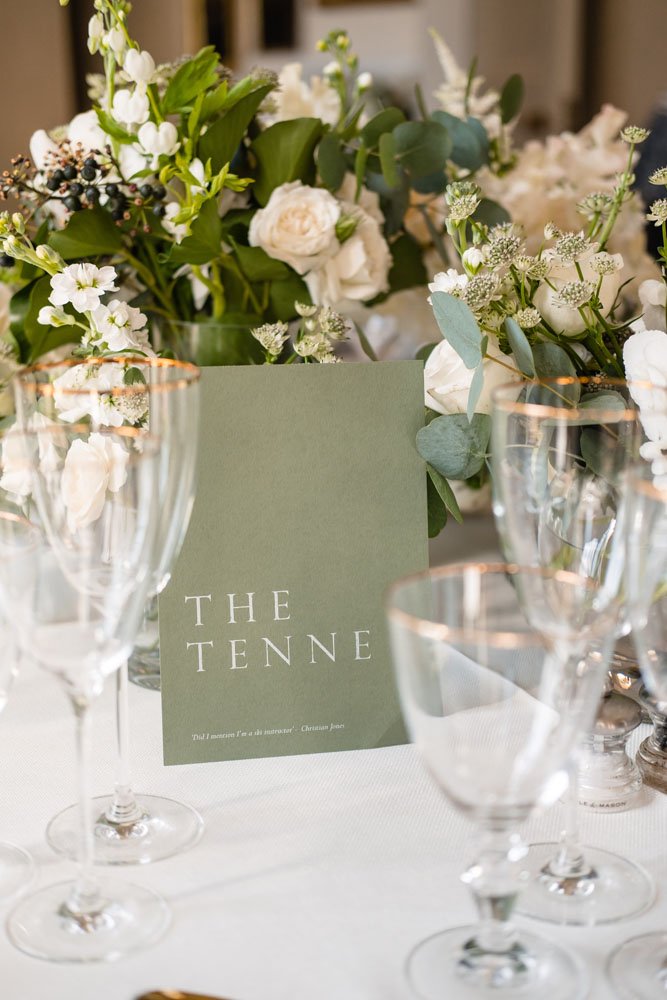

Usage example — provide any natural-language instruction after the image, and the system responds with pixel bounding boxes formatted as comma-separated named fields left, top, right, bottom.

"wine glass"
left=386, top=562, right=614, bottom=1000
left=490, top=376, right=662, bottom=925
left=0, top=511, right=37, bottom=899
left=14, top=356, right=203, bottom=864
left=607, top=472, right=667, bottom=998
left=0, top=422, right=170, bottom=961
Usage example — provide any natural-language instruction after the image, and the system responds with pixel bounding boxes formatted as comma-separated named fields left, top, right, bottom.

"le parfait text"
left=183, top=589, right=372, bottom=673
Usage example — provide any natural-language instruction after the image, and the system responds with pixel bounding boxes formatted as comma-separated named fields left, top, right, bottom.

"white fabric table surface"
left=1, top=521, right=665, bottom=1000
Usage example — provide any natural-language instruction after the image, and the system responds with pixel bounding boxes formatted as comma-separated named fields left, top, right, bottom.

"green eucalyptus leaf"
left=170, top=198, right=222, bottom=266
left=467, top=362, right=485, bottom=422
left=532, top=342, right=577, bottom=380
left=579, top=391, right=627, bottom=412
left=163, top=47, right=220, bottom=114
left=393, top=121, right=452, bottom=179
left=199, top=84, right=274, bottom=172
left=504, top=316, right=535, bottom=376
left=268, top=270, right=310, bottom=321
left=317, top=132, right=348, bottom=191
left=386, top=233, right=428, bottom=294
left=49, top=207, right=124, bottom=259
left=430, top=291, right=482, bottom=368
left=500, top=73, right=524, bottom=124
left=426, top=472, right=448, bottom=537
left=427, top=464, right=463, bottom=524
left=251, top=118, right=323, bottom=205
left=431, top=110, right=489, bottom=171
left=378, top=131, right=399, bottom=189
left=416, top=413, right=491, bottom=480
left=360, top=107, right=406, bottom=148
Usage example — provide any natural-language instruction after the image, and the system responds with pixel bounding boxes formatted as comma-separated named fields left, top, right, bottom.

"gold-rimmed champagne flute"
left=0, top=422, right=169, bottom=961
left=13, top=356, right=203, bottom=865
left=490, top=376, right=665, bottom=925
left=386, top=562, right=614, bottom=1000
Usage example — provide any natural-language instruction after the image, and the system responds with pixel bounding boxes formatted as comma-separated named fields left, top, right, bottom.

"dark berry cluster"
left=43, top=147, right=111, bottom=211
left=0, top=155, right=32, bottom=201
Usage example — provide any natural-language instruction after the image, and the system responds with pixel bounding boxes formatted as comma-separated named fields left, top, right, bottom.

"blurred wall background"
left=2, top=0, right=667, bottom=169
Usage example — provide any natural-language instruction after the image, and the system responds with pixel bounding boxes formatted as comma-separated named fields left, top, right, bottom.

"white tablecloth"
left=1, top=519, right=665, bottom=1000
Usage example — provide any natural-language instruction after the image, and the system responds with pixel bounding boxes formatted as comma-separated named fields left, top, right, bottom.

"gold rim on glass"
left=15, top=356, right=201, bottom=398
left=386, top=561, right=599, bottom=647
left=491, top=376, right=667, bottom=422
left=0, top=421, right=161, bottom=465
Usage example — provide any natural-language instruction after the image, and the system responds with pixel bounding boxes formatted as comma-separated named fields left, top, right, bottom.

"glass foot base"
left=7, top=877, right=170, bottom=962
left=46, top=795, right=204, bottom=865
left=128, top=647, right=160, bottom=691
left=0, top=841, right=35, bottom=900
left=407, top=924, right=586, bottom=999
left=607, top=932, right=667, bottom=999
left=515, top=842, right=654, bottom=925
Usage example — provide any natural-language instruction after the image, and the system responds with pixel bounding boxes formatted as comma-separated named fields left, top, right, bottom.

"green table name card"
left=159, top=362, right=428, bottom=764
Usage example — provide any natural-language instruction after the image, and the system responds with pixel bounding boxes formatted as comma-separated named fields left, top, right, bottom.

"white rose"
left=624, top=329, right=667, bottom=445
left=633, top=279, right=667, bottom=333
left=249, top=181, right=340, bottom=275
left=61, top=433, right=128, bottom=532
left=533, top=249, right=623, bottom=336
left=424, top=338, right=521, bottom=416
left=305, top=207, right=390, bottom=306
left=335, top=174, right=384, bottom=225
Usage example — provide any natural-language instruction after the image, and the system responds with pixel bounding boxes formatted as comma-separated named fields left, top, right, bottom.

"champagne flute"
left=0, top=510, right=37, bottom=899
left=490, top=376, right=662, bottom=925
left=14, top=356, right=203, bottom=864
left=0, top=422, right=170, bottom=961
left=608, top=473, right=667, bottom=998
left=386, top=562, right=614, bottom=1000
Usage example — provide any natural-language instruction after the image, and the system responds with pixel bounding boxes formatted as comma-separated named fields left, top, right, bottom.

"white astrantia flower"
left=447, top=195, right=480, bottom=224
left=428, top=269, right=469, bottom=301
left=111, top=86, right=150, bottom=128
left=647, top=199, right=667, bottom=226
left=620, top=126, right=651, bottom=144
left=554, top=280, right=595, bottom=309
left=533, top=248, right=622, bottom=336
left=554, top=231, right=593, bottom=263
left=514, top=307, right=541, bottom=329
left=294, top=334, right=325, bottom=357
left=249, top=181, right=340, bottom=275
left=649, top=167, right=667, bottom=186
left=53, top=364, right=129, bottom=427
left=61, top=433, right=129, bottom=532
left=137, top=121, right=180, bottom=167
left=49, top=263, right=118, bottom=314
left=91, top=300, right=153, bottom=354
left=251, top=321, right=290, bottom=357
left=590, top=251, right=624, bottom=276
left=124, top=48, right=156, bottom=85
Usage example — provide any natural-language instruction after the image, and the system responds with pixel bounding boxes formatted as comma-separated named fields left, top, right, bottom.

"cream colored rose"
left=305, top=208, right=391, bottom=306
left=424, top=338, right=521, bottom=415
left=249, top=181, right=340, bottom=275
left=624, top=329, right=667, bottom=447
left=533, top=249, right=623, bottom=336
left=62, top=433, right=128, bottom=532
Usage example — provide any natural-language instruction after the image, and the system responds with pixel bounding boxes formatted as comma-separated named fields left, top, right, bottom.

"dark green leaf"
left=170, top=198, right=222, bottom=266
left=94, top=108, right=135, bottom=144
left=268, top=271, right=310, bottom=321
left=416, top=413, right=491, bottom=480
left=199, top=84, right=274, bottom=172
left=500, top=73, right=524, bottom=124
left=200, top=80, right=229, bottom=120
left=427, top=464, right=463, bottom=523
left=188, top=322, right=265, bottom=366
left=23, top=276, right=76, bottom=362
left=354, top=322, right=379, bottom=362
left=426, top=473, right=448, bottom=537
left=415, top=342, right=438, bottom=363
left=317, top=132, right=348, bottom=191
left=431, top=111, right=489, bottom=171
left=431, top=292, right=482, bottom=368
left=378, top=131, right=399, bottom=188
left=49, top=207, right=124, bottom=259
left=467, top=362, right=485, bottom=422
left=234, top=243, right=290, bottom=281
left=393, top=121, right=453, bottom=178
left=250, top=118, right=323, bottom=205
left=354, top=143, right=368, bottom=195
left=579, top=390, right=627, bottom=412
left=123, top=366, right=147, bottom=385
left=387, top=233, right=428, bottom=294
left=360, top=107, right=406, bottom=148
left=504, top=317, right=535, bottom=376
left=163, top=47, right=220, bottom=114
left=472, top=198, right=511, bottom=228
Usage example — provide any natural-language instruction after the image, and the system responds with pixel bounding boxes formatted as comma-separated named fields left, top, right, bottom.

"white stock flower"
left=49, top=263, right=117, bottom=314
left=61, top=433, right=129, bottom=532
left=91, top=300, right=153, bottom=353
left=137, top=121, right=180, bottom=166
left=424, top=338, right=521, bottom=416
left=111, top=87, right=150, bottom=128
left=261, top=63, right=341, bottom=128
left=624, top=330, right=667, bottom=446
left=427, top=269, right=469, bottom=300
left=53, top=363, right=129, bottom=427
left=249, top=181, right=340, bottom=275
left=533, top=248, right=622, bottom=336
left=305, top=207, right=391, bottom=306
left=124, top=49, right=156, bottom=85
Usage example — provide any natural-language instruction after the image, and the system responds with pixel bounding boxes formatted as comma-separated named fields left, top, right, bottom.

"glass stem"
left=461, top=827, right=527, bottom=966
left=67, top=700, right=102, bottom=915
left=104, top=661, right=144, bottom=826
left=549, top=754, right=592, bottom=879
